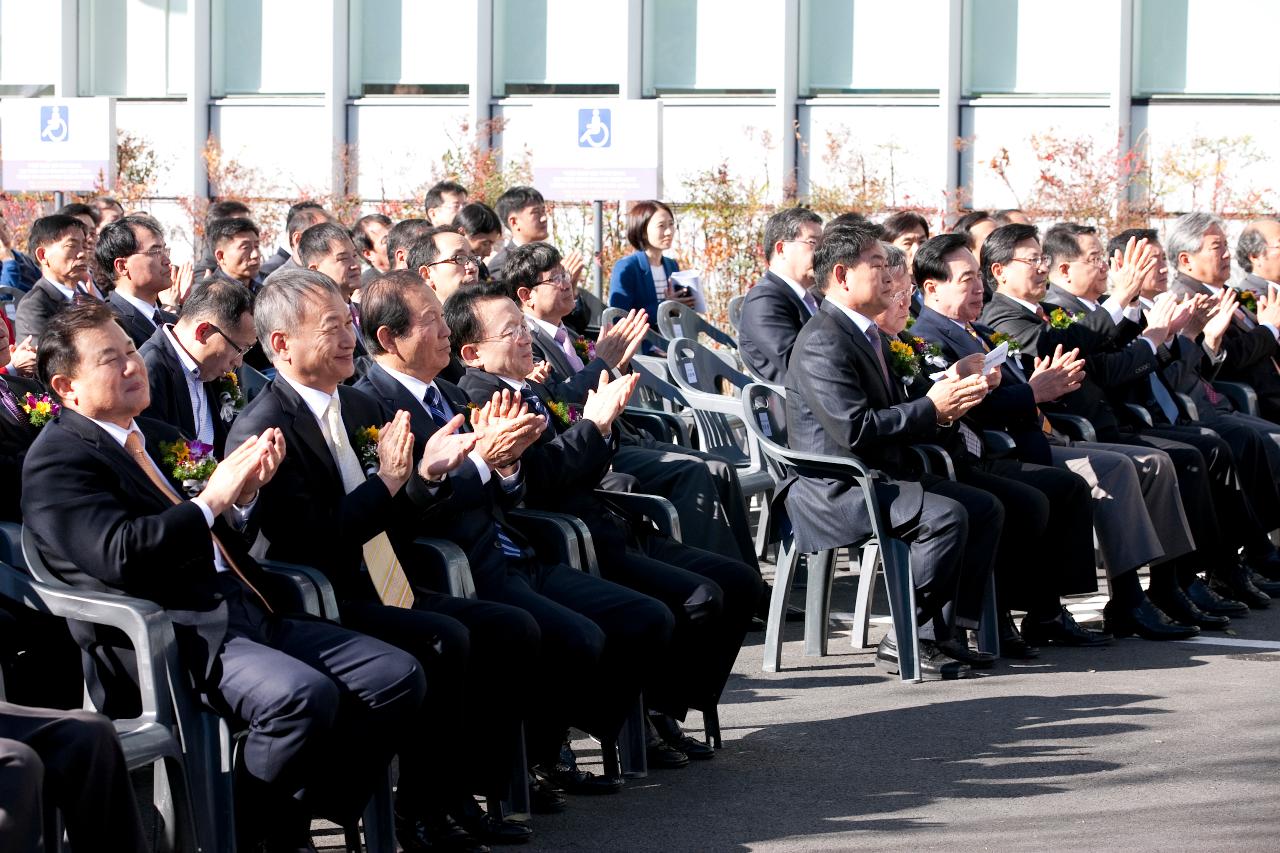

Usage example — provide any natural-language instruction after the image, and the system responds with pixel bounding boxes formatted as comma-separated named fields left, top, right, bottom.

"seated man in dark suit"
left=296, top=222, right=371, bottom=366
left=352, top=212, right=392, bottom=287
left=451, top=283, right=762, bottom=753
left=22, top=301, right=426, bottom=851
left=14, top=215, right=96, bottom=348
left=488, top=186, right=549, bottom=279
left=738, top=206, right=824, bottom=384
left=784, top=221, right=1003, bottom=680
left=140, top=277, right=256, bottom=456
left=206, top=216, right=264, bottom=292
left=0, top=319, right=46, bottom=523
left=228, top=269, right=540, bottom=848
left=259, top=201, right=331, bottom=282
left=406, top=225, right=484, bottom=383
left=97, top=215, right=177, bottom=348
left=507, top=241, right=761, bottom=572
left=891, top=235, right=1107, bottom=655
left=0, top=702, right=148, bottom=852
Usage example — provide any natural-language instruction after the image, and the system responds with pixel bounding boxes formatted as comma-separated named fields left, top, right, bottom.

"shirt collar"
left=1005, top=293, right=1042, bottom=315
left=771, top=270, right=812, bottom=304
left=1139, top=295, right=1154, bottom=310
left=379, top=363, right=433, bottom=405
left=117, top=290, right=160, bottom=323
left=87, top=415, right=141, bottom=449
left=277, top=372, right=339, bottom=424
left=498, top=375, right=526, bottom=391
left=525, top=314, right=562, bottom=340
left=47, top=279, right=78, bottom=302
left=828, top=300, right=877, bottom=336
left=1077, top=295, right=1100, bottom=312
left=161, top=325, right=202, bottom=380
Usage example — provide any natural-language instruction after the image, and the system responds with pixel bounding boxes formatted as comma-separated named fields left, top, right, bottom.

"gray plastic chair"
left=665, top=337, right=778, bottom=559
left=238, top=363, right=270, bottom=403
left=1212, top=380, right=1258, bottom=417
left=655, top=300, right=738, bottom=351
left=602, top=306, right=669, bottom=356
left=0, top=285, right=24, bottom=322
left=727, top=295, right=745, bottom=334
left=740, top=384, right=924, bottom=682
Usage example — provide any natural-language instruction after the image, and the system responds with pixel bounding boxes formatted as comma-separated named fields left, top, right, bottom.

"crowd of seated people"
left=3, top=182, right=1280, bottom=851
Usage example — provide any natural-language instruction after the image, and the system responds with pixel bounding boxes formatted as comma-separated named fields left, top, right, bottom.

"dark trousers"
left=964, top=460, right=1097, bottom=610
left=207, top=591, right=426, bottom=824
left=475, top=561, right=674, bottom=765
left=1197, top=412, right=1280, bottom=544
left=343, top=593, right=540, bottom=808
left=0, top=703, right=147, bottom=853
left=603, top=534, right=762, bottom=719
left=922, top=477, right=1003, bottom=637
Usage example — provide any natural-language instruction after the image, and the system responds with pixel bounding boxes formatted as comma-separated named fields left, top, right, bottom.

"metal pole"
left=592, top=199, right=604, bottom=299
left=54, top=191, right=65, bottom=210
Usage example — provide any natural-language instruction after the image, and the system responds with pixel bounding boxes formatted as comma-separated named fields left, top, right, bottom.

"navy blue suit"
left=608, top=250, right=679, bottom=326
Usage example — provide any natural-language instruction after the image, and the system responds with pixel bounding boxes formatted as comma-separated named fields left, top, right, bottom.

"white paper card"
left=683, top=362, right=698, bottom=384
left=983, top=341, right=1009, bottom=373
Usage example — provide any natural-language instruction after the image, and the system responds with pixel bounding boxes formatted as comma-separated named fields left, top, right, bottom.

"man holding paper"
left=881, top=236, right=1105, bottom=658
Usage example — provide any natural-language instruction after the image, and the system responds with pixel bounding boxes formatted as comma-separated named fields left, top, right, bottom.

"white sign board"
left=530, top=100, right=661, bottom=201
left=1, top=98, right=116, bottom=192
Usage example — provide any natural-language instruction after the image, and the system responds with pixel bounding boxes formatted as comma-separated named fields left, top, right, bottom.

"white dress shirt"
left=161, top=325, right=215, bottom=444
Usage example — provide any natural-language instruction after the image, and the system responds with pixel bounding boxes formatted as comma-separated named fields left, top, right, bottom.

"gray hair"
left=253, top=268, right=342, bottom=363
left=1165, top=212, right=1225, bottom=268
left=1236, top=221, right=1274, bottom=273
left=882, top=242, right=907, bottom=274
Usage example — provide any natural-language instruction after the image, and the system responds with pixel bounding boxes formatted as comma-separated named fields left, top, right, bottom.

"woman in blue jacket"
left=608, top=200, right=695, bottom=325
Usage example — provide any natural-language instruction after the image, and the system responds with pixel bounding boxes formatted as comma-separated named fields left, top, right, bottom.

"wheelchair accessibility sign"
left=578, top=108, right=611, bottom=148
left=40, top=106, right=70, bottom=142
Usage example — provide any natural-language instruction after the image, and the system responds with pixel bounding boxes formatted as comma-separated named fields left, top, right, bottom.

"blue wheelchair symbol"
left=40, top=106, right=69, bottom=143
left=578, top=108, right=611, bottom=148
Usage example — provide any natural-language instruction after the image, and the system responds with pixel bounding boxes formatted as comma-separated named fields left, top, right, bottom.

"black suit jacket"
left=527, top=321, right=615, bottom=404
left=780, top=299, right=932, bottom=553
left=227, top=377, right=446, bottom=606
left=354, top=363, right=536, bottom=591
left=138, top=325, right=232, bottom=456
left=738, top=271, right=817, bottom=384
left=0, top=374, right=45, bottom=522
left=108, top=291, right=176, bottom=349
left=20, top=410, right=270, bottom=679
left=456, top=368, right=629, bottom=553
left=14, top=278, right=76, bottom=343
left=258, top=248, right=292, bottom=279
left=909, top=306, right=1051, bottom=465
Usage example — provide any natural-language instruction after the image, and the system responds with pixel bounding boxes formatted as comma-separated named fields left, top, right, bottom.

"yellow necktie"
left=322, top=398, right=415, bottom=609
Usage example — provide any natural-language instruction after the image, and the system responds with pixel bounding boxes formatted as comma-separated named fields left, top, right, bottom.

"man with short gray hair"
left=738, top=206, right=824, bottom=383
left=1167, top=212, right=1280, bottom=422
left=1236, top=218, right=1280, bottom=296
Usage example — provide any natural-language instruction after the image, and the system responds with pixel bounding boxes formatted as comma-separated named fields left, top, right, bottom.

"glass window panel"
left=643, top=0, right=776, bottom=95
left=493, top=0, right=621, bottom=96
left=349, top=0, right=470, bottom=96
left=1134, top=0, right=1280, bottom=96
left=212, top=0, right=325, bottom=95
left=0, top=0, right=59, bottom=93
left=963, top=0, right=1113, bottom=95
left=800, top=0, right=943, bottom=95
left=79, top=0, right=189, bottom=97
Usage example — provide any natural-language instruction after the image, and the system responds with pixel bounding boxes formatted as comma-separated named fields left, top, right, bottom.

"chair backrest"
left=239, top=363, right=269, bottom=402
left=655, top=300, right=737, bottom=351
left=728, top=295, right=745, bottom=334
left=602, top=306, right=669, bottom=352
left=575, top=287, right=606, bottom=331
left=667, top=337, right=755, bottom=398
left=628, top=355, right=688, bottom=413
left=0, top=522, right=24, bottom=570
left=0, top=286, right=23, bottom=321
left=20, top=525, right=62, bottom=587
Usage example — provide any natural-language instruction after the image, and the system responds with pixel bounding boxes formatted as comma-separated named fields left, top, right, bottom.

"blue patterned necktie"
left=423, top=385, right=449, bottom=428
left=521, top=383, right=551, bottom=427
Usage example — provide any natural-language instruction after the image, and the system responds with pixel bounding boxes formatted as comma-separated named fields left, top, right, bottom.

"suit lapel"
left=763, top=271, right=809, bottom=321
left=155, top=333, right=198, bottom=437
left=530, top=323, right=574, bottom=380
left=59, top=410, right=174, bottom=509
left=821, top=301, right=893, bottom=401
left=271, top=379, right=342, bottom=485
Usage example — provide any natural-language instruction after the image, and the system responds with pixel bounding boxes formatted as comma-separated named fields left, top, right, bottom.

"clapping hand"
left=1028, top=345, right=1085, bottom=402
left=563, top=250, right=587, bottom=286
left=1109, top=236, right=1158, bottom=308
left=9, top=335, right=36, bottom=377
left=375, top=410, right=416, bottom=495
left=525, top=360, right=553, bottom=384
left=1202, top=288, right=1239, bottom=354
left=594, top=308, right=649, bottom=370
left=162, top=260, right=195, bottom=310
left=201, top=429, right=287, bottom=515
left=418, top=413, right=477, bottom=481
left=1141, top=292, right=1178, bottom=347
left=472, top=389, right=545, bottom=472
left=581, top=371, right=640, bottom=437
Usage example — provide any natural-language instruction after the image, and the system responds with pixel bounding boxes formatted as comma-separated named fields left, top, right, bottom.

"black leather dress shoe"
left=936, top=635, right=995, bottom=668
left=535, top=764, right=623, bottom=796
left=646, top=734, right=690, bottom=769
left=1147, top=584, right=1230, bottom=630
left=455, top=798, right=532, bottom=845
left=527, top=776, right=566, bottom=814
left=997, top=611, right=1039, bottom=659
left=874, top=634, right=973, bottom=680
left=650, top=713, right=715, bottom=760
left=1021, top=607, right=1112, bottom=647
left=395, top=812, right=490, bottom=853
left=1187, top=577, right=1248, bottom=616
left=1247, top=548, right=1280, bottom=581
left=1103, top=598, right=1199, bottom=640
left=1210, top=564, right=1271, bottom=609
left=1247, top=569, right=1280, bottom=596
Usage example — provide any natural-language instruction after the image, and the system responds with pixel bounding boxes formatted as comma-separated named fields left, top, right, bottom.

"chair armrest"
left=596, top=490, right=682, bottom=542
left=508, top=510, right=599, bottom=575
left=411, top=537, right=475, bottom=599
left=983, top=430, right=1018, bottom=458
left=1173, top=392, right=1200, bottom=422
left=1123, top=403, right=1154, bottom=429
left=1212, top=380, right=1258, bottom=416
left=908, top=444, right=957, bottom=481
left=622, top=407, right=689, bottom=446
left=256, top=560, right=331, bottom=619
left=1045, top=413, right=1098, bottom=443
left=0, top=562, right=179, bottom=723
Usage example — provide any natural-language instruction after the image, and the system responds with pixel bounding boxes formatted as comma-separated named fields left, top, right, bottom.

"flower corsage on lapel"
left=22, top=393, right=60, bottom=427
left=548, top=400, right=582, bottom=428
left=160, top=439, right=217, bottom=496
left=573, top=337, right=596, bottom=362
left=354, top=426, right=380, bottom=476
left=216, top=372, right=245, bottom=423
left=1048, top=307, right=1085, bottom=329
left=987, top=331, right=1021, bottom=356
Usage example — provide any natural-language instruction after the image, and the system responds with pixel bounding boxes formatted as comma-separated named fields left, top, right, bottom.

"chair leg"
left=803, top=549, right=836, bottom=657
left=851, top=541, right=880, bottom=649
left=498, top=723, right=531, bottom=821
left=358, top=767, right=395, bottom=853
left=880, top=539, right=922, bottom=683
left=763, top=540, right=799, bottom=672
left=703, top=706, right=721, bottom=749
left=601, top=739, right=621, bottom=779
left=975, top=573, right=1001, bottom=656
left=618, top=699, right=648, bottom=778
left=753, top=495, right=773, bottom=561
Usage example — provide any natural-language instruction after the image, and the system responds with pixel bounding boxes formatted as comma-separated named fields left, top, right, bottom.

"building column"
left=1112, top=0, right=1135, bottom=152
left=775, top=0, right=799, bottom=201
left=939, top=0, right=963, bottom=221
left=188, top=0, right=211, bottom=200
left=469, top=0, right=495, bottom=148
left=54, top=0, right=77, bottom=96
left=327, top=0, right=350, bottom=197
left=623, top=0, right=644, bottom=100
